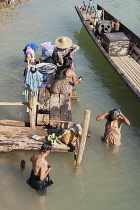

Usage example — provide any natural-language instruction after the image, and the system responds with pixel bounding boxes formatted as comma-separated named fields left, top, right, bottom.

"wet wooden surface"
left=0, top=125, right=70, bottom=152
left=37, top=88, right=74, bottom=128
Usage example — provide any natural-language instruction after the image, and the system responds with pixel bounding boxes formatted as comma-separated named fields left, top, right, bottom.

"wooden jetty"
left=29, top=87, right=77, bottom=129
left=0, top=109, right=91, bottom=165
left=0, top=125, right=73, bottom=153
left=0, top=69, right=90, bottom=165
left=75, top=2, right=140, bottom=101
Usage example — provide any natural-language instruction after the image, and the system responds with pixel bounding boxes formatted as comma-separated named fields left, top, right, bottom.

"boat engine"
left=96, top=21, right=112, bottom=35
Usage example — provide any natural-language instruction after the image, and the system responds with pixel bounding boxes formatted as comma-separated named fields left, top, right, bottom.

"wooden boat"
left=75, top=2, right=140, bottom=101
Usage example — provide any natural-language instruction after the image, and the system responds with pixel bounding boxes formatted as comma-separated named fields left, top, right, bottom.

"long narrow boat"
left=75, top=2, right=140, bottom=101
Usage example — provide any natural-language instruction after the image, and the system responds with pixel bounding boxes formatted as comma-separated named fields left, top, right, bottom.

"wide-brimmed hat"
left=55, top=36, right=73, bottom=49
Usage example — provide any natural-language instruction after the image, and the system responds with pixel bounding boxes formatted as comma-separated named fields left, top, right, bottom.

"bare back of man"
left=30, top=153, right=50, bottom=180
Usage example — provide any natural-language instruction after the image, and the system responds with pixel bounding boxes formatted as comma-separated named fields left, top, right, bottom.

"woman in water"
left=96, top=109, right=130, bottom=146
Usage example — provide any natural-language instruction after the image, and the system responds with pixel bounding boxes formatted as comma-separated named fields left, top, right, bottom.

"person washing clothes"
left=96, top=109, right=130, bottom=146
left=27, top=141, right=53, bottom=190
left=23, top=43, right=38, bottom=65
left=52, top=36, right=79, bottom=70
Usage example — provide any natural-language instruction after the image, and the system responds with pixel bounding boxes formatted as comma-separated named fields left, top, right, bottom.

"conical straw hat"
left=55, top=36, right=73, bottom=49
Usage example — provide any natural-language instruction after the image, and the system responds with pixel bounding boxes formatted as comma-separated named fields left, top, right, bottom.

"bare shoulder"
left=66, top=69, right=75, bottom=76
left=67, top=69, right=74, bottom=74
left=30, top=152, right=40, bottom=162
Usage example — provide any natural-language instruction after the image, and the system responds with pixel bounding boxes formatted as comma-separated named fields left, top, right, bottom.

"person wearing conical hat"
left=52, top=36, right=79, bottom=70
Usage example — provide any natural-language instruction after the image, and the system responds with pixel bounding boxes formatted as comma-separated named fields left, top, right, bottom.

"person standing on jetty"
left=96, top=109, right=130, bottom=146
left=27, top=141, right=53, bottom=190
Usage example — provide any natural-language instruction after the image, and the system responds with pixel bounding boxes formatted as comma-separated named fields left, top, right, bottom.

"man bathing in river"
left=96, top=109, right=130, bottom=146
left=27, top=141, right=53, bottom=190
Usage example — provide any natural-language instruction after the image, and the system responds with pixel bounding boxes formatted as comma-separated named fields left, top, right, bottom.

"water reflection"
left=101, top=142, right=121, bottom=167
left=0, top=0, right=30, bottom=30
left=35, top=189, right=48, bottom=210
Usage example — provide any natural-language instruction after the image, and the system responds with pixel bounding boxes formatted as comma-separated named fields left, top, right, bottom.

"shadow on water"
left=74, top=26, right=140, bottom=131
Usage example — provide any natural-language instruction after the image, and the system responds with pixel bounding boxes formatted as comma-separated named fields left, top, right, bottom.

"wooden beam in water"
left=70, top=88, right=78, bottom=100
left=28, top=90, right=37, bottom=128
left=0, top=125, right=72, bottom=152
left=76, top=110, right=91, bottom=165
left=0, top=136, right=71, bottom=152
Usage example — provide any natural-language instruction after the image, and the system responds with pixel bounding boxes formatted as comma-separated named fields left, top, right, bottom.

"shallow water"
left=0, top=0, right=140, bottom=209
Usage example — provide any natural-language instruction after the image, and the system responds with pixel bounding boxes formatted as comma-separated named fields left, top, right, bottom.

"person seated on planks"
left=52, top=36, right=79, bottom=71
left=27, top=141, right=53, bottom=190
left=47, top=56, right=82, bottom=95
left=96, top=109, right=130, bottom=146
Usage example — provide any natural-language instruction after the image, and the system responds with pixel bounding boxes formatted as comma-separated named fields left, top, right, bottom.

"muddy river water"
left=0, top=0, right=140, bottom=209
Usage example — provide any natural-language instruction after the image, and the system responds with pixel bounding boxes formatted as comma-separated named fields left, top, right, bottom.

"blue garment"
left=25, top=66, right=43, bottom=101
left=23, top=43, right=38, bottom=54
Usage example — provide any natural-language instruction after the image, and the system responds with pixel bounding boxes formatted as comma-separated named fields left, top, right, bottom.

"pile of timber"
left=0, top=125, right=71, bottom=152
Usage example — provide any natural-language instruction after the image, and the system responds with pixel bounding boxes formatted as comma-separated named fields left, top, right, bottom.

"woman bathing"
left=96, top=109, right=130, bottom=146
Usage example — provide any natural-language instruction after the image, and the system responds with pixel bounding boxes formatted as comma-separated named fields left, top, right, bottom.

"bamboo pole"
left=76, top=110, right=91, bottom=165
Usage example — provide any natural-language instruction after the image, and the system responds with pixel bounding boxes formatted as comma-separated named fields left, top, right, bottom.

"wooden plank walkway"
left=110, top=55, right=140, bottom=99
left=36, top=88, right=77, bottom=128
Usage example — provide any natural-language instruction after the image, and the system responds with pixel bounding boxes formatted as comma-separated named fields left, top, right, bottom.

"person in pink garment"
left=24, top=46, right=36, bottom=65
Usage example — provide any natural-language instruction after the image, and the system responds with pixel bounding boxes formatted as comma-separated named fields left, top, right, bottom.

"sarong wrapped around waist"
left=50, top=77, right=74, bottom=94
left=27, top=170, right=53, bottom=190
left=102, top=127, right=121, bottom=146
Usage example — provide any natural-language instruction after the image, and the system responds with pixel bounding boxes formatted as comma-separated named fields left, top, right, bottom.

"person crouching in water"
left=96, top=109, right=130, bottom=146
left=27, top=141, right=53, bottom=190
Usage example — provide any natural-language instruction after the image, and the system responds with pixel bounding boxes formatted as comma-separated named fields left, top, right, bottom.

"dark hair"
left=40, top=141, right=52, bottom=152
left=108, top=109, right=120, bottom=122
left=63, top=56, right=73, bottom=66
left=55, top=57, right=72, bottom=80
